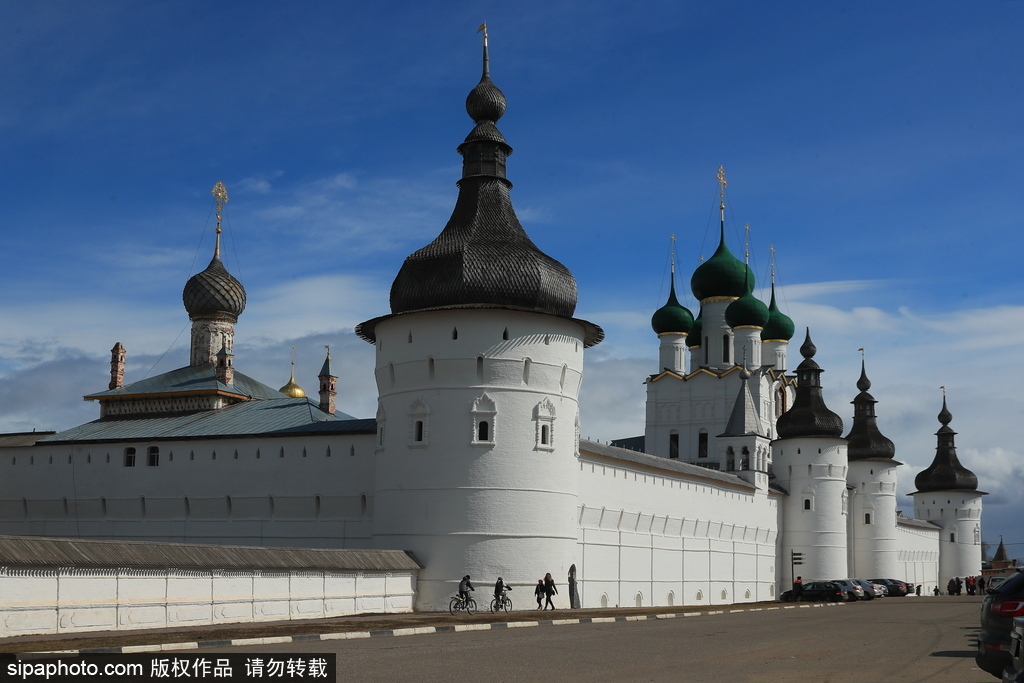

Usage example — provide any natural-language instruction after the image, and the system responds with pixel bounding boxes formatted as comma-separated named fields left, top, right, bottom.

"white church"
left=0, top=36, right=983, bottom=612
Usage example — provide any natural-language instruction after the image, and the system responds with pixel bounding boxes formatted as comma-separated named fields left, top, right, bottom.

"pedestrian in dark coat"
left=543, top=572, right=558, bottom=610
left=955, top=576, right=963, bottom=596
left=534, top=580, right=544, bottom=609
left=947, top=577, right=956, bottom=596
left=978, top=576, right=987, bottom=592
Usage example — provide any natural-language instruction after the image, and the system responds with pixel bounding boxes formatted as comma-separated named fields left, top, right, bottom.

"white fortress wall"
left=896, top=519, right=941, bottom=594
left=0, top=433, right=377, bottom=548
left=575, top=450, right=781, bottom=609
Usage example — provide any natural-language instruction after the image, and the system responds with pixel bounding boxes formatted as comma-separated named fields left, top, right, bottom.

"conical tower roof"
left=388, top=32, right=578, bottom=319
left=721, top=368, right=766, bottom=437
left=845, top=360, right=896, bottom=461
left=775, top=329, right=844, bottom=438
left=914, top=396, right=979, bottom=492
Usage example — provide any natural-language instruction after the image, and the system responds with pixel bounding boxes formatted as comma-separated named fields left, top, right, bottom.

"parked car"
left=990, top=577, right=1011, bottom=592
left=852, top=579, right=884, bottom=599
left=798, top=581, right=848, bottom=602
left=870, top=578, right=909, bottom=597
left=831, top=579, right=866, bottom=601
left=977, top=571, right=1024, bottom=678
left=1003, top=617, right=1024, bottom=683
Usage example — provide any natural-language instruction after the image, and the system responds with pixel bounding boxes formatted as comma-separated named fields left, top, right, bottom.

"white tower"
left=355, top=31, right=602, bottom=610
left=911, top=396, right=984, bottom=586
left=773, top=330, right=849, bottom=586
left=844, top=359, right=901, bottom=579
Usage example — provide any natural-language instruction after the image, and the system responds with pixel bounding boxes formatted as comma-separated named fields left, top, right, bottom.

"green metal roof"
left=40, top=397, right=372, bottom=444
left=86, top=364, right=285, bottom=401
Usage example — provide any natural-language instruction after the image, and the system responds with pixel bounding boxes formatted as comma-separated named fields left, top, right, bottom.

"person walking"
left=946, top=577, right=956, bottom=596
left=955, top=576, right=963, bottom=596
left=534, top=579, right=544, bottom=609
left=978, top=576, right=986, bottom=592
left=543, top=572, right=558, bottom=610
left=792, top=576, right=804, bottom=601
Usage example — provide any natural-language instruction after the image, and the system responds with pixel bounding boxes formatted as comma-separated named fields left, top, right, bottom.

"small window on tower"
left=478, top=420, right=490, bottom=441
left=541, top=424, right=550, bottom=445
left=415, top=420, right=424, bottom=442
left=864, top=513, right=871, bottom=525
left=698, top=432, right=708, bottom=458
left=803, top=499, right=811, bottom=511
left=723, top=335, right=730, bottom=364
left=669, top=433, right=679, bottom=459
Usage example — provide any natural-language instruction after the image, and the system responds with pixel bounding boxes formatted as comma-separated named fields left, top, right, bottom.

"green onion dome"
left=725, top=289, right=769, bottom=328
left=687, top=307, right=703, bottom=347
left=690, top=225, right=755, bottom=302
left=651, top=275, right=694, bottom=335
left=761, top=283, right=795, bottom=341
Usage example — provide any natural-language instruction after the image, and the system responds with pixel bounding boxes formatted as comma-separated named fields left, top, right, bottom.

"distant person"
left=792, top=576, right=804, bottom=600
left=915, top=584, right=921, bottom=596
left=978, top=576, right=986, bottom=592
left=955, top=576, right=963, bottom=596
left=543, top=572, right=558, bottom=610
left=947, top=577, right=956, bottom=596
left=966, top=575, right=975, bottom=595
left=535, top=579, right=545, bottom=609
left=458, top=574, right=475, bottom=603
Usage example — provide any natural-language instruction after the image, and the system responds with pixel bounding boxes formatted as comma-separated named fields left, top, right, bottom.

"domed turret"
left=279, top=356, right=305, bottom=398
left=775, top=329, right=844, bottom=438
left=725, top=287, right=769, bottom=329
left=385, top=30, right=579, bottom=322
left=651, top=273, right=694, bottom=335
left=845, top=360, right=895, bottom=461
left=914, top=396, right=978, bottom=492
left=690, top=229, right=755, bottom=302
left=183, top=255, right=246, bottom=319
left=761, top=283, right=795, bottom=341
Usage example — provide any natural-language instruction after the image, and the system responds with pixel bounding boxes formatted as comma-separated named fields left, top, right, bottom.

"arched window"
left=698, top=432, right=708, bottom=458
left=478, top=420, right=489, bottom=441
left=415, top=420, right=424, bottom=442
left=523, top=358, right=532, bottom=385
left=803, top=499, right=811, bottom=510
left=864, top=513, right=871, bottom=525
left=669, top=433, right=679, bottom=459
left=452, top=327, right=458, bottom=340
left=541, top=424, right=550, bottom=445
left=472, top=393, right=496, bottom=445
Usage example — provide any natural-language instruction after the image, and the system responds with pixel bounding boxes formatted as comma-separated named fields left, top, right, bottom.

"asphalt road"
left=211, top=595, right=991, bottom=682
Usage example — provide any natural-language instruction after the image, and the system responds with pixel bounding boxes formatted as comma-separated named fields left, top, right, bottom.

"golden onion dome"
left=279, top=365, right=305, bottom=398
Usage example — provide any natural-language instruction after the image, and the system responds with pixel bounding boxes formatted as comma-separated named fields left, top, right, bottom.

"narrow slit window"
left=478, top=420, right=490, bottom=442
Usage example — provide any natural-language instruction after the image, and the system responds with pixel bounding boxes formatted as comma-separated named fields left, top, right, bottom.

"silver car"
left=831, top=579, right=866, bottom=601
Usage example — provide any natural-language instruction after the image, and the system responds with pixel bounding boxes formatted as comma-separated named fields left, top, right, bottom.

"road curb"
left=17, top=601, right=845, bottom=658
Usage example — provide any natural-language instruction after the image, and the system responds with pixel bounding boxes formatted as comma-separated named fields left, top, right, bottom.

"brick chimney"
left=109, top=342, right=126, bottom=390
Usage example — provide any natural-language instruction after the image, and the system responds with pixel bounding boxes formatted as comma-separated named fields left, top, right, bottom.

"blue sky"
left=1, top=1, right=1021, bottom=560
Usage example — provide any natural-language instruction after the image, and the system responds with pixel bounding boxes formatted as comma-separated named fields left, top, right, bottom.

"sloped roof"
left=580, top=439, right=755, bottom=490
left=86, top=364, right=284, bottom=402
left=720, top=372, right=766, bottom=437
left=39, top=398, right=372, bottom=444
left=0, top=432, right=56, bottom=448
left=897, top=517, right=941, bottom=530
left=0, top=535, right=421, bottom=571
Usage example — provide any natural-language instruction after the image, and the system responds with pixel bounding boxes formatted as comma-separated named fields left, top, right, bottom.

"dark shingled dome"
left=845, top=361, right=896, bottom=461
left=914, top=398, right=978, bottom=492
left=690, top=225, right=755, bottom=302
left=183, top=255, right=246, bottom=319
left=388, top=37, right=578, bottom=319
left=775, top=329, right=844, bottom=439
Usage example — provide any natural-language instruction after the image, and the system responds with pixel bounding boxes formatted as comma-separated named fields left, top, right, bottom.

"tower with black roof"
left=355, top=28, right=602, bottom=610
left=772, top=329, right=849, bottom=584
left=911, top=395, right=984, bottom=584
left=844, top=358, right=901, bottom=578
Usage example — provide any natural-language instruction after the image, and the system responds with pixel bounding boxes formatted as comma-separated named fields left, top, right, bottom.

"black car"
left=1003, top=617, right=1024, bottom=683
left=782, top=580, right=847, bottom=602
left=978, top=571, right=1024, bottom=678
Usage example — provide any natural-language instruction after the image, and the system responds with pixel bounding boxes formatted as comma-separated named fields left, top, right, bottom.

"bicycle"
left=490, top=588, right=513, bottom=613
left=449, top=594, right=477, bottom=615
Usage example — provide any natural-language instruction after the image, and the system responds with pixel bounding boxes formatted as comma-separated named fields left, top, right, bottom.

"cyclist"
left=493, top=576, right=511, bottom=605
left=458, top=574, right=475, bottom=603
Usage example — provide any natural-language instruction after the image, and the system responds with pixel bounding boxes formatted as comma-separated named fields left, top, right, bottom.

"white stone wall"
left=371, top=309, right=586, bottom=610
left=896, top=522, right=940, bottom=594
left=0, top=566, right=416, bottom=638
left=0, top=434, right=376, bottom=548
left=847, top=460, right=900, bottom=579
left=912, top=490, right=983, bottom=586
left=773, top=436, right=849, bottom=584
left=575, top=454, right=781, bottom=608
